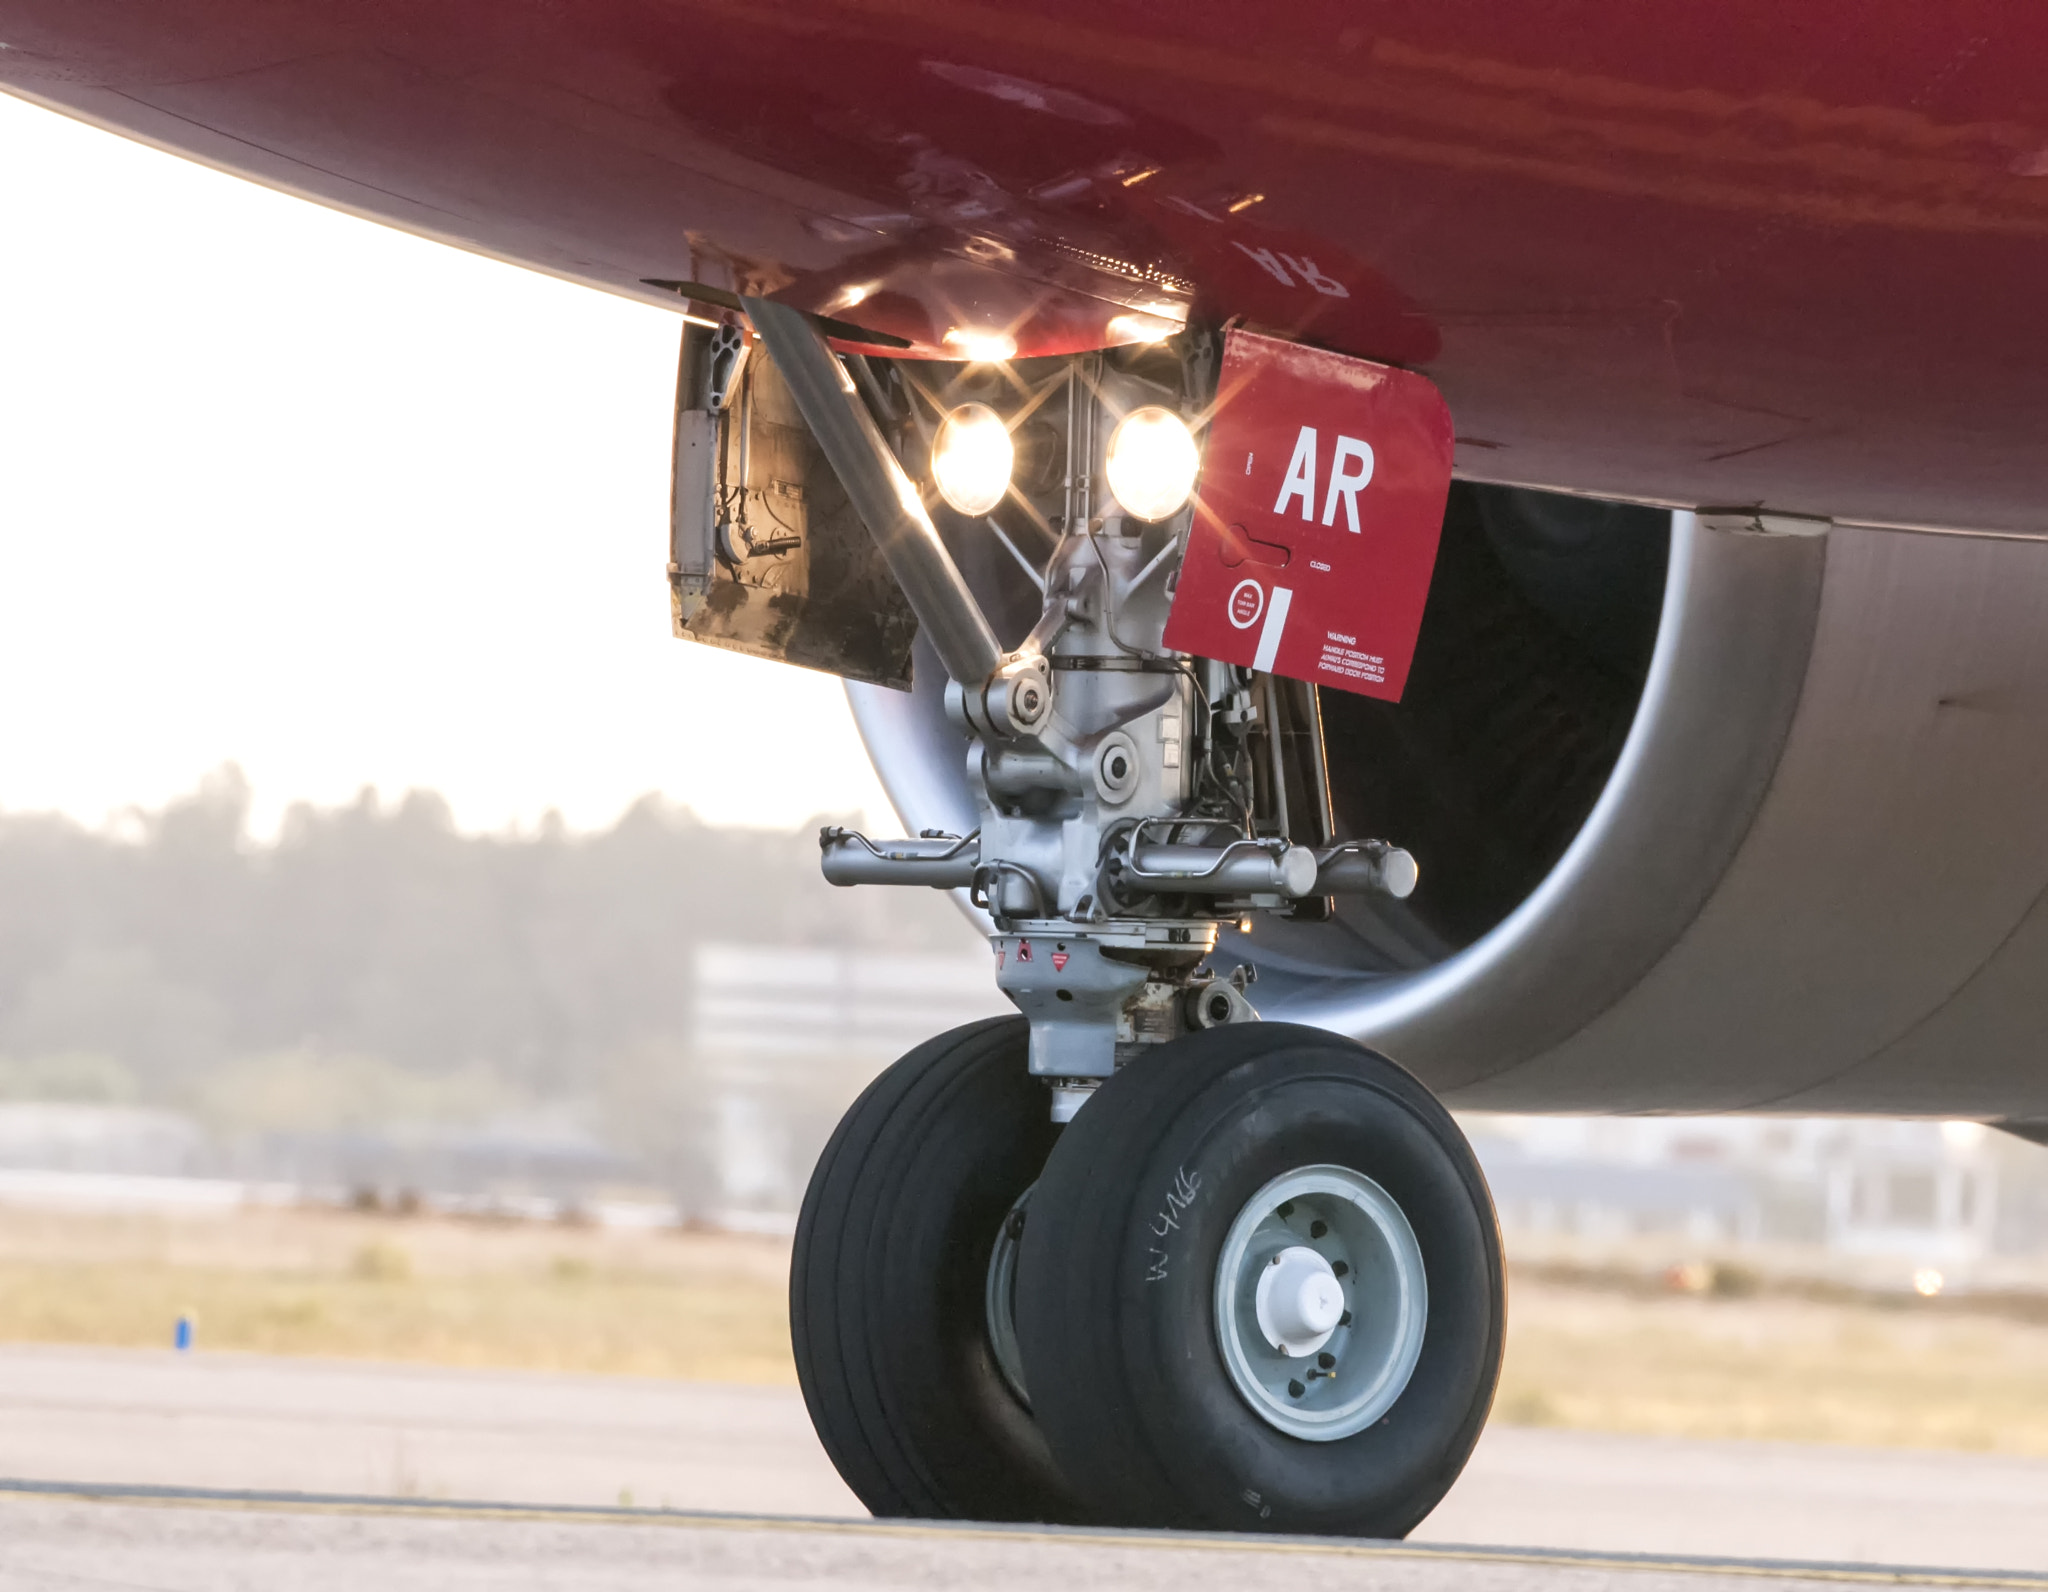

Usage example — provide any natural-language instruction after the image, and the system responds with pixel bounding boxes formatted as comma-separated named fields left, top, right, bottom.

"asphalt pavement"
left=2, top=1346, right=2045, bottom=1590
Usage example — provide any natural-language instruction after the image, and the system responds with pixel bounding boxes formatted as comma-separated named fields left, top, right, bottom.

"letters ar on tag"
left=1162, top=329, right=1454, bottom=702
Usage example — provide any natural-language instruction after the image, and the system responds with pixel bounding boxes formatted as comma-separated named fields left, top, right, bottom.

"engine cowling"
left=854, top=486, right=2048, bottom=1121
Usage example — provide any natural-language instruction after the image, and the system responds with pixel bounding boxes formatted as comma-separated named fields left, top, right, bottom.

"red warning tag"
left=1051, top=950, right=1069, bottom=971
left=1163, top=329, right=1453, bottom=701
left=1017, top=939, right=1033, bottom=963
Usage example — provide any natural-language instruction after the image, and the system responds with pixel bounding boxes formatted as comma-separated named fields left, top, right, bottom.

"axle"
left=819, top=826, right=1417, bottom=903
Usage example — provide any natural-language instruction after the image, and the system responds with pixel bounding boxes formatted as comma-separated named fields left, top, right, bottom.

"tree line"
left=0, top=766, right=971, bottom=1130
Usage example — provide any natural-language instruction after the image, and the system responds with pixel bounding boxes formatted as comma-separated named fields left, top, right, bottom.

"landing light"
left=1106, top=406, right=1200, bottom=522
left=931, top=403, right=1014, bottom=517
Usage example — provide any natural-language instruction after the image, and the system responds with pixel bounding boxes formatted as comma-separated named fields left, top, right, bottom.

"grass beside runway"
left=0, top=1204, right=794, bottom=1382
left=1496, top=1273, right=2048, bottom=1454
left=3, top=1204, right=2047, bottom=1453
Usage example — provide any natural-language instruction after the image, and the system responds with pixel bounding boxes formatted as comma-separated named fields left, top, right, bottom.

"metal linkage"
left=1110, top=823, right=1417, bottom=902
left=819, top=827, right=980, bottom=888
left=1125, top=837, right=1320, bottom=897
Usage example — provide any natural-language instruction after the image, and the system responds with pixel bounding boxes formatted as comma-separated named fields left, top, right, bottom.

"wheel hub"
left=984, top=1185, right=1033, bottom=1406
left=1213, top=1164, right=1429, bottom=1442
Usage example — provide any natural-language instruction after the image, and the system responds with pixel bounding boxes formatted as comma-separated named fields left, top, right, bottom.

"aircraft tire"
left=1014, top=1022, right=1503, bottom=1535
left=790, top=1014, right=1078, bottom=1521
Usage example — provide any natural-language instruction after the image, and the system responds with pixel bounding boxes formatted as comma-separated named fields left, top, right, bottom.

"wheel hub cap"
left=1255, top=1245, right=1345, bottom=1357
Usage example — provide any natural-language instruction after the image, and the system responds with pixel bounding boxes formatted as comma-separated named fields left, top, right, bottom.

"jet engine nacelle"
left=855, top=495, right=2048, bottom=1126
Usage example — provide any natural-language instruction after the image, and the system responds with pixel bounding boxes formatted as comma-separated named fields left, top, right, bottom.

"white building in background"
left=689, top=942, right=1010, bottom=1215
left=1464, top=1112, right=2048, bottom=1289
left=692, top=943, right=1009, bottom=1073
left=1820, top=1120, right=2003, bottom=1272
left=0, top=1103, right=201, bottom=1176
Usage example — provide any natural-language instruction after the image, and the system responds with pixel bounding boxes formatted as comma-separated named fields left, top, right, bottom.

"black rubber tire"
left=1014, top=1022, right=1504, bottom=1536
left=790, top=1015, right=1077, bottom=1521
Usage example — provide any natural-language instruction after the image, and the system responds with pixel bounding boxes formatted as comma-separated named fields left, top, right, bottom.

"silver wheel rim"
left=1213, top=1164, right=1428, bottom=1441
left=984, top=1184, right=1032, bottom=1406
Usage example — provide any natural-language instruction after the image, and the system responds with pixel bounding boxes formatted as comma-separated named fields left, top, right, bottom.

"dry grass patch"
left=1497, top=1272, right=2048, bottom=1455
left=0, top=1204, right=792, bottom=1382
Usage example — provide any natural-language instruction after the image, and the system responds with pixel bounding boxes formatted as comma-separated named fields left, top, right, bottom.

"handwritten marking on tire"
left=1143, top=1166, right=1203, bottom=1282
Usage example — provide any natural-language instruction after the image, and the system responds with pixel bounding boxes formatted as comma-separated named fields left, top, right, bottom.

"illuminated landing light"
left=1106, top=312, right=1177, bottom=345
left=944, top=326, right=1018, bottom=362
left=931, top=403, right=1014, bottom=516
left=1106, top=406, right=1200, bottom=522
left=1227, top=191, right=1266, bottom=213
left=839, top=281, right=880, bottom=309
left=1913, top=1268, right=1945, bottom=1298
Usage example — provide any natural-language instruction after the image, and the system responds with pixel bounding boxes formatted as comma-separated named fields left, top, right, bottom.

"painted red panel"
left=1163, top=329, right=1453, bottom=701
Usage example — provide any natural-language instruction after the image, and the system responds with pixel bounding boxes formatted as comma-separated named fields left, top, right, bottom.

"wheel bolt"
left=1309, top=1219, right=1328, bottom=1239
left=1287, top=1379, right=1305, bottom=1398
left=1332, top=1261, right=1348, bottom=1277
left=1317, top=1351, right=1335, bottom=1369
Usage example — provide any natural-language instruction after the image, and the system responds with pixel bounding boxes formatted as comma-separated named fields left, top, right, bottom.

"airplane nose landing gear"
left=734, top=308, right=1494, bottom=1533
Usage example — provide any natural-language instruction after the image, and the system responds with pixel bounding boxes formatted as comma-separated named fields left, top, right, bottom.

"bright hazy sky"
left=0, top=91, right=894, bottom=838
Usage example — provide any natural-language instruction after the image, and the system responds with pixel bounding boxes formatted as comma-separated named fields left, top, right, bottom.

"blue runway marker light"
left=174, top=1315, right=193, bottom=1352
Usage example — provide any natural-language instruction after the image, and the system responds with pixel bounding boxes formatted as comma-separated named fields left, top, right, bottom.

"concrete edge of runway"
left=5, top=1476, right=2042, bottom=1590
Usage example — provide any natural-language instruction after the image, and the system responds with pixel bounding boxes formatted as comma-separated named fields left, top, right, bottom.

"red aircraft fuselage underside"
left=2, top=0, right=2045, bottom=534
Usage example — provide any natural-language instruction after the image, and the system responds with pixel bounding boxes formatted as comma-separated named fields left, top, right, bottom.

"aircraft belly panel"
left=5, top=1, right=2048, bottom=532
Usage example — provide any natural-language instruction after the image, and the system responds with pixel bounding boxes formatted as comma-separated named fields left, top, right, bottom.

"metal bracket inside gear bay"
left=667, top=314, right=919, bottom=687
left=676, top=302, right=1416, bottom=1110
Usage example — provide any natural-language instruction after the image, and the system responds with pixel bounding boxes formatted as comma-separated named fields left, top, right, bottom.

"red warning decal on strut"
left=1016, top=939, right=1033, bottom=963
left=1051, top=950, right=1070, bottom=971
left=1162, top=329, right=1453, bottom=702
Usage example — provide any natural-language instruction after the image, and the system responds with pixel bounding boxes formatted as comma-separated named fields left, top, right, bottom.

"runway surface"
left=8, top=1483, right=2048, bottom=1592
left=3, top=1346, right=2047, bottom=1589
